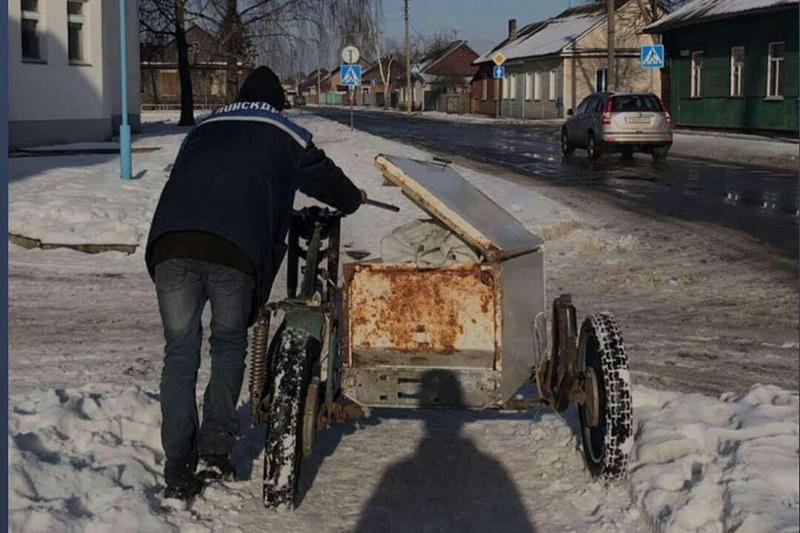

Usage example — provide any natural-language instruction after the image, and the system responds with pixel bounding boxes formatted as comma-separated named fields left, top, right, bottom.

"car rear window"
left=612, top=95, right=662, bottom=112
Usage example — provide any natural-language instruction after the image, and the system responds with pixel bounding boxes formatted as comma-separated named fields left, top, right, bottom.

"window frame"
left=595, top=67, right=607, bottom=92
left=67, top=0, right=89, bottom=65
left=533, top=71, right=542, bottom=101
left=509, top=73, right=517, bottom=100
left=690, top=51, right=703, bottom=98
left=730, top=46, right=745, bottom=98
left=501, top=76, right=509, bottom=99
left=481, top=78, right=487, bottom=101
left=20, top=0, right=45, bottom=62
left=548, top=69, right=557, bottom=101
left=766, top=41, right=785, bottom=99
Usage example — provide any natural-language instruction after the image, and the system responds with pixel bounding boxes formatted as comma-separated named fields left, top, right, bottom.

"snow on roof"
left=475, top=12, right=604, bottom=64
left=647, top=0, right=798, bottom=32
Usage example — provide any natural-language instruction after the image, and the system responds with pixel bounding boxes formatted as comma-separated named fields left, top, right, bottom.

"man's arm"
left=293, top=142, right=364, bottom=215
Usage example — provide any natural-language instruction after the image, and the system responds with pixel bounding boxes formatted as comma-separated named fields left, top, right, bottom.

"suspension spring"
left=249, top=310, right=271, bottom=426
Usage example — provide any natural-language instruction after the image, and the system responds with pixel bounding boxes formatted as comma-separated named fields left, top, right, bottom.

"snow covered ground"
left=8, top=111, right=799, bottom=532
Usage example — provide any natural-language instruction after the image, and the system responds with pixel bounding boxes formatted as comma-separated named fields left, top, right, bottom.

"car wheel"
left=652, top=146, right=669, bottom=162
left=620, top=147, right=634, bottom=160
left=561, top=128, right=575, bottom=156
left=587, top=132, right=602, bottom=161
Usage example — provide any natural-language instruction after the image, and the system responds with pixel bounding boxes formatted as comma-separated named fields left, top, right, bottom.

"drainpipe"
left=119, top=0, right=132, bottom=180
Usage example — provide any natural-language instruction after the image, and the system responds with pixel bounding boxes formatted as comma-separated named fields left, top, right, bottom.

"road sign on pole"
left=641, top=44, right=665, bottom=69
left=341, top=45, right=360, bottom=64
left=341, top=64, right=363, bottom=87
left=492, top=51, right=507, bottom=66
left=493, top=65, right=506, bottom=80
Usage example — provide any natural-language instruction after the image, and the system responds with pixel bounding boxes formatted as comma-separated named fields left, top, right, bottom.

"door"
left=573, top=95, right=595, bottom=147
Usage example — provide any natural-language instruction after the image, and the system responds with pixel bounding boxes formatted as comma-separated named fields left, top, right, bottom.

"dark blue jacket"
left=145, top=103, right=362, bottom=322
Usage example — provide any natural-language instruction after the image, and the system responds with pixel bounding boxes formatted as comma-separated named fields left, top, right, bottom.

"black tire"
left=586, top=132, right=602, bottom=161
left=262, top=327, right=319, bottom=509
left=577, top=313, right=633, bottom=481
left=561, top=128, right=575, bottom=156
left=652, top=146, right=669, bottom=161
left=620, top=147, right=634, bottom=160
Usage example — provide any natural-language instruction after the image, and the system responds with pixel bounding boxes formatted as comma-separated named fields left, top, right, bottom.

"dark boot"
left=197, top=453, right=235, bottom=482
left=163, top=476, right=203, bottom=501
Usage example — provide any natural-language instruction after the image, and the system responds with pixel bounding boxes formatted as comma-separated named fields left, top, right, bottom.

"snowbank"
left=8, top=383, right=797, bottom=532
left=631, top=385, right=799, bottom=533
left=8, top=111, right=578, bottom=251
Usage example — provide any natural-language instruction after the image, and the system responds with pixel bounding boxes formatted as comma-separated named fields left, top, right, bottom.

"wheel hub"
left=582, top=368, right=600, bottom=428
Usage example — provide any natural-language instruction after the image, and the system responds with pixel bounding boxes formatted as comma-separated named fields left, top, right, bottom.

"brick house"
left=395, top=40, right=479, bottom=112
left=298, top=68, right=328, bottom=104
left=140, top=25, right=252, bottom=109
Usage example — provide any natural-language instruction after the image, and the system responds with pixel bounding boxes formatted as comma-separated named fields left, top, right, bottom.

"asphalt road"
left=307, top=107, right=798, bottom=255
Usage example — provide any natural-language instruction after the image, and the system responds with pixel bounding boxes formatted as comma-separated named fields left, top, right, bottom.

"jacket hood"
left=236, top=66, right=288, bottom=110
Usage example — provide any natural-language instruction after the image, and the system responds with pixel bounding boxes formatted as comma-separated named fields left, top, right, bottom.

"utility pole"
left=404, top=0, right=412, bottom=113
left=607, top=0, right=616, bottom=91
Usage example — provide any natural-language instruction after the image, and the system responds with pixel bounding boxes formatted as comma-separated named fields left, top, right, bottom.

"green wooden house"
left=647, top=0, right=798, bottom=133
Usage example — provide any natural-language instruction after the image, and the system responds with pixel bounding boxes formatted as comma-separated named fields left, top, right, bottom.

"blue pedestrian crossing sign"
left=493, top=65, right=506, bottom=80
left=341, top=64, right=363, bottom=87
left=641, top=44, right=665, bottom=69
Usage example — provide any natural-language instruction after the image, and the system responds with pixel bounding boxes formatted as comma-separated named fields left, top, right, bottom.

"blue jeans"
left=155, top=259, right=254, bottom=485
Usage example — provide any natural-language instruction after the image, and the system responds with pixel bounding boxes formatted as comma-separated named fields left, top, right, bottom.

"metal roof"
left=646, top=0, right=798, bottom=32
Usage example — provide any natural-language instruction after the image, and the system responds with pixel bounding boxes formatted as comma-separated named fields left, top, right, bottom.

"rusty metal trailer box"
left=342, top=155, right=546, bottom=409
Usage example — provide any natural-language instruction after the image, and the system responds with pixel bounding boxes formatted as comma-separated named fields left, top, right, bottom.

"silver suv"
left=562, top=92, right=673, bottom=161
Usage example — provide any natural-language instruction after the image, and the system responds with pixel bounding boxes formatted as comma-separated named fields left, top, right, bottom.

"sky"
left=380, top=0, right=583, bottom=56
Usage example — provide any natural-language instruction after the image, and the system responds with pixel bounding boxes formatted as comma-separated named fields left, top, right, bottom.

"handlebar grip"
left=365, top=198, right=400, bottom=212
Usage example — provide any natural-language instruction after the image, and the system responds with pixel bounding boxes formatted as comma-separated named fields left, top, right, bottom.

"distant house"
left=472, top=0, right=663, bottom=119
left=298, top=68, right=328, bottom=104
left=8, top=0, right=141, bottom=148
left=140, top=25, right=253, bottom=109
left=646, top=0, right=798, bottom=133
left=319, top=58, right=370, bottom=105
left=361, top=55, right=401, bottom=108
left=394, top=40, right=479, bottom=112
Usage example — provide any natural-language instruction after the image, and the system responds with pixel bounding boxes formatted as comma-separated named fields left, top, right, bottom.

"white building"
left=7, top=0, right=140, bottom=148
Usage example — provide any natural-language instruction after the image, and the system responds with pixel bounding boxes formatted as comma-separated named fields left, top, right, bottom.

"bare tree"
left=139, top=0, right=196, bottom=125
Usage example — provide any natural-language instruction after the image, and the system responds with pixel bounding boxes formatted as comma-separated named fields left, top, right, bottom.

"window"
left=612, top=94, right=661, bottom=112
left=730, top=46, right=745, bottom=97
left=534, top=72, right=542, bottom=100
left=67, top=0, right=86, bottom=63
left=481, top=78, right=487, bottom=101
left=767, top=42, right=785, bottom=98
left=502, top=77, right=509, bottom=99
left=509, top=74, right=517, bottom=99
left=21, top=0, right=43, bottom=61
left=691, top=51, right=703, bottom=97
left=549, top=69, right=557, bottom=101
left=595, top=68, right=607, bottom=92
left=575, top=95, right=593, bottom=115
left=525, top=73, right=533, bottom=100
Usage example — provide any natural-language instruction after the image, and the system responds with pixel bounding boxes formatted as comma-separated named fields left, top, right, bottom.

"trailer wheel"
left=263, top=327, right=319, bottom=509
left=577, top=313, right=633, bottom=481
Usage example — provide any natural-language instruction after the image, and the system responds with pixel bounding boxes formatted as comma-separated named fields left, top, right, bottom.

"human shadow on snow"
left=352, top=370, right=539, bottom=533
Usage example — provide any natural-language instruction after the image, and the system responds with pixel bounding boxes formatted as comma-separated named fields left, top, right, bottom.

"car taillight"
left=602, top=98, right=614, bottom=125
left=665, top=112, right=672, bottom=128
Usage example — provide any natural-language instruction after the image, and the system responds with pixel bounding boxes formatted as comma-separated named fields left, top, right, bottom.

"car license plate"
left=626, top=117, right=651, bottom=124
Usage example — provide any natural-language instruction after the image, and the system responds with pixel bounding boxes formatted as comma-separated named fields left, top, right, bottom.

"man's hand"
left=360, top=189, right=368, bottom=204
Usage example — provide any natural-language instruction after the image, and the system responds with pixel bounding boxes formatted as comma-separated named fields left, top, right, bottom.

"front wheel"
left=577, top=313, right=633, bottom=481
left=263, top=327, right=320, bottom=509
